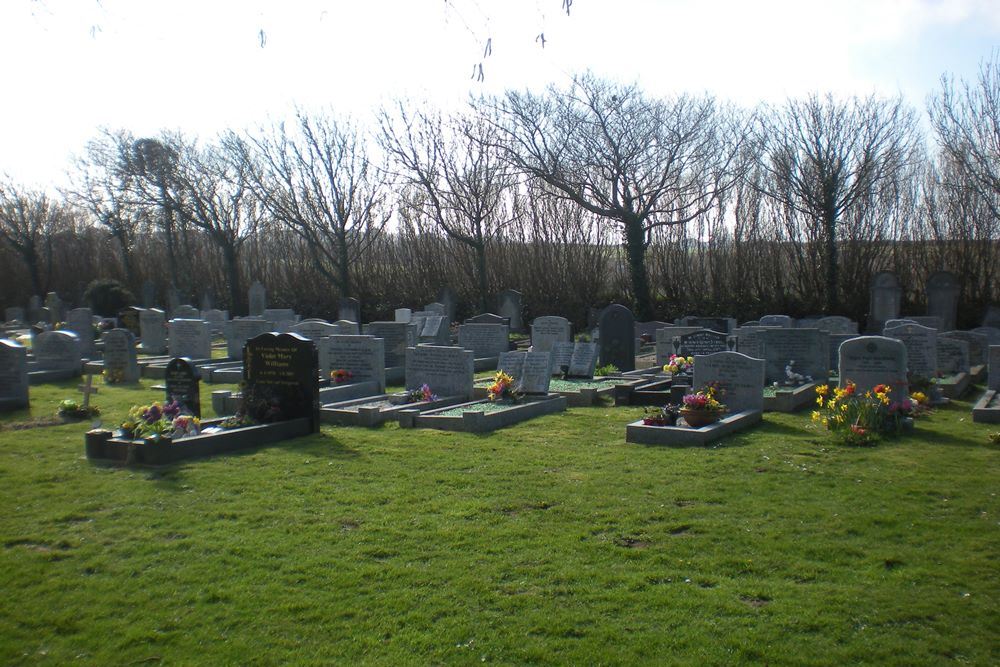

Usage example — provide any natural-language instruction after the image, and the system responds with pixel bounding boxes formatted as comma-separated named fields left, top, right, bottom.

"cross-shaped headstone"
left=77, top=374, right=99, bottom=409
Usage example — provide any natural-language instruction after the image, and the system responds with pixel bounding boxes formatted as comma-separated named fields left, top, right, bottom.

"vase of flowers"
left=663, top=354, right=694, bottom=377
left=679, top=384, right=726, bottom=427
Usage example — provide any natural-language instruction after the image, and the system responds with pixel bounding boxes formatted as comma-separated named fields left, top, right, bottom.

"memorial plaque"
left=531, top=316, right=571, bottom=352
left=568, top=342, right=599, bottom=378
left=326, top=335, right=385, bottom=391
left=168, top=319, right=212, bottom=359
left=598, top=304, right=635, bottom=372
left=102, top=328, right=139, bottom=383
left=404, top=345, right=474, bottom=398
left=692, top=351, right=765, bottom=413
left=165, top=357, right=201, bottom=417
left=0, top=339, right=29, bottom=410
left=458, top=323, right=509, bottom=359
left=884, top=323, right=937, bottom=380
left=243, top=332, right=319, bottom=430
left=838, top=336, right=908, bottom=402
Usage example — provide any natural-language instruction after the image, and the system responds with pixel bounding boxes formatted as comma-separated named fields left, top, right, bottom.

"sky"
left=1, top=0, right=998, bottom=190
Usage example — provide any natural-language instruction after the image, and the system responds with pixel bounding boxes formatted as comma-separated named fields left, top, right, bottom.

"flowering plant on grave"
left=811, top=381, right=916, bottom=446
left=330, top=369, right=354, bottom=384
left=681, top=384, right=726, bottom=412
left=121, top=399, right=199, bottom=440
left=58, top=399, right=100, bottom=419
left=663, top=354, right=694, bottom=375
left=403, top=383, right=438, bottom=404
left=642, top=403, right=680, bottom=426
left=487, top=370, right=523, bottom=402
left=103, top=367, right=126, bottom=385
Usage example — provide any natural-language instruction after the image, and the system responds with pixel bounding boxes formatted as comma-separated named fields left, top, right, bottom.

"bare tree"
left=379, top=103, right=516, bottom=312
left=479, top=72, right=746, bottom=320
left=754, top=94, right=920, bottom=313
left=0, top=178, right=70, bottom=296
left=231, top=110, right=391, bottom=303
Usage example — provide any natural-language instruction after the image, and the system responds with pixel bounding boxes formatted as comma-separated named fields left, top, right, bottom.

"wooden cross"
left=77, top=374, right=99, bottom=409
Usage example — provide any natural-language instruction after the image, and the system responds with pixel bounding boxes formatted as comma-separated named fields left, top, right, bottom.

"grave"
left=333, top=320, right=360, bottom=335
left=759, top=315, right=794, bottom=328
left=972, top=346, right=1000, bottom=424
left=908, top=316, right=943, bottom=331
left=424, top=302, right=447, bottom=316
left=101, top=328, right=140, bottom=384
left=173, top=305, right=200, bottom=320
left=140, top=308, right=167, bottom=354
left=761, top=328, right=829, bottom=383
left=626, top=351, right=764, bottom=446
left=925, top=271, right=960, bottom=332
left=868, top=271, right=902, bottom=333
left=466, top=312, right=509, bottom=327
left=168, top=319, right=212, bottom=360
left=530, top=316, right=571, bottom=352
left=654, top=327, right=703, bottom=366
left=0, top=339, right=29, bottom=410
left=87, top=333, right=320, bottom=467
left=673, top=329, right=728, bottom=358
left=394, top=308, right=412, bottom=323
left=599, top=304, right=635, bottom=372
left=262, top=309, right=298, bottom=332
left=367, top=322, right=418, bottom=369
left=142, top=280, right=156, bottom=308
left=248, top=281, right=267, bottom=316
left=884, top=322, right=937, bottom=381
left=677, top=316, right=735, bottom=334
left=814, top=316, right=858, bottom=335
left=338, top=297, right=360, bottom=324
left=970, top=326, right=1000, bottom=346
left=936, top=337, right=971, bottom=399
left=326, top=335, right=386, bottom=392
left=165, top=357, right=201, bottom=417
left=201, top=309, right=229, bottom=335
left=226, top=317, right=273, bottom=360
left=838, top=336, right=909, bottom=402
left=496, top=289, right=524, bottom=332
left=117, top=306, right=143, bottom=338
left=30, top=330, right=82, bottom=383
left=65, top=308, right=95, bottom=356
left=940, top=330, right=989, bottom=380
left=438, top=287, right=458, bottom=323
left=45, top=292, right=63, bottom=323
left=458, top=322, right=509, bottom=365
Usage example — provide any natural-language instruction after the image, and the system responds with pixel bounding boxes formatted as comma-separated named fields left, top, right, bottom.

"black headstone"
left=243, top=332, right=319, bottom=432
left=165, top=357, right=201, bottom=418
left=673, top=329, right=728, bottom=357
left=598, top=304, right=635, bottom=371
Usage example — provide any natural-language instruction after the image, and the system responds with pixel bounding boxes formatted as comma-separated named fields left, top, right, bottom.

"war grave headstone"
left=248, top=281, right=267, bottom=316
left=759, top=315, right=794, bottom=328
left=908, top=316, right=943, bottom=331
left=458, top=323, right=509, bottom=361
left=394, top=308, right=412, bottom=323
left=367, top=322, right=418, bottom=368
left=868, top=271, right=902, bottom=333
left=815, top=316, right=858, bottom=335
left=973, top=345, right=1000, bottom=423
left=0, top=339, right=29, bottom=410
left=165, top=357, right=201, bottom=417
left=201, top=309, right=229, bottom=336
left=627, top=351, right=765, bottom=446
left=140, top=308, right=167, bottom=354
left=5, top=307, right=25, bottom=323
left=142, top=280, right=156, bottom=308
left=496, top=289, right=524, bottom=332
left=531, top=316, right=571, bottom=353
left=935, top=337, right=972, bottom=398
left=599, top=304, right=635, bottom=372
left=838, top=336, right=909, bottom=402
left=438, top=287, right=458, bottom=323
left=884, top=322, right=937, bottom=381
left=31, top=330, right=82, bottom=382
left=226, top=318, right=273, bottom=360
left=65, top=308, right=94, bottom=356
left=466, top=312, right=509, bottom=327
left=338, top=297, right=360, bottom=324
left=45, top=292, right=63, bottom=323
left=925, top=271, right=960, bottom=332
left=168, top=319, right=212, bottom=360
left=117, top=306, right=143, bottom=339
left=101, top=329, right=140, bottom=384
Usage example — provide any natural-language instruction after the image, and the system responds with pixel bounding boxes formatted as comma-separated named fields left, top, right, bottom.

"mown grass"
left=1, top=378, right=998, bottom=665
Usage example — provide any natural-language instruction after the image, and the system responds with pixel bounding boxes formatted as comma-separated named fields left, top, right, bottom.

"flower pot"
left=679, top=408, right=724, bottom=428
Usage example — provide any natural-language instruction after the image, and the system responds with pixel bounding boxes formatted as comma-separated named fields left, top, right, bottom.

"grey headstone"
left=761, top=328, right=830, bottom=383
left=970, top=327, right=1000, bottom=346
left=263, top=309, right=298, bottom=332
left=166, top=287, right=181, bottom=315
left=466, top=312, right=509, bottom=327
left=497, top=351, right=526, bottom=380
left=925, top=271, right=960, bottom=332
left=940, top=330, right=988, bottom=366
left=332, top=320, right=360, bottom=335
left=937, top=337, right=970, bottom=375
left=199, top=291, right=214, bottom=311
left=908, top=315, right=943, bottom=331
left=729, top=326, right=775, bottom=360
left=838, top=336, right=909, bottom=402
left=598, top=304, right=635, bottom=372
left=173, top=305, right=199, bottom=320
left=338, top=297, right=360, bottom=324
left=225, top=317, right=273, bottom=360
left=884, top=323, right=937, bottom=380
left=883, top=319, right=918, bottom=331
left=989, top=346, right=1000, bottom=391
left=550, top=342, right=575, bottom=375
left=64, top=308, right=94, bottom=356
left=290, top=319, right=338, bottom=341
left=815, top=316, right=858, bottom=334
left=868, top=271, right=901, bottom=333
left=496, top=289, right=524, bottom=332
left=4, top=307, right=25, bottom=323
left=759, top=315, right=794, bottom=328
left=458, top=323, right=509, bottom=359
left=394, top=308, right=412, bottom=323
left=692, top=351, right=765, bottom=413
left=326, top=335, right=386, bottom=392
left=568, top=342, right=599, bottom=378
left=0, top=339, right=29, bottom=410
left=44, top=292, right=63, bottom=323
left=424, top=302, right=446, bottom=316
left=27, top=295, right=42, bottom=323
left=140, top=308, right=167, bottom=354
left=531, top=316, right=571, bottom=352
left=201, top=309, right=228, bottom=335
left=677, top=316, right=735, bottom=334
left=33, top=330, right=82, bottom=372
left=168, top=319, right=212, bottom=359
left=405, top=345, right=474, bottom=398
left=437, top=287, right=457, bottom=323
left=521, top=351, right=553, bottom=393
left=142, top=280, right=156, bottom=308
left=982, top=305, right=1000, bottom=329
left=828, top=334, right=859, bottom=375
left=635, top=321, right=673, bottom=340
left=248, top=281, right=266, bottom=316
left=101, top=328, right=140, bottom=383
left=368, top=322, right=418, bottom=367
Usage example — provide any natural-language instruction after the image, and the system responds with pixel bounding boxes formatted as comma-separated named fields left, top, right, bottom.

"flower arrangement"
left=811, top=382, right=918, bottom=446
left=681, top=384, right=726, bottom=412
left=404, top=383, right=438, bottom=404
left=642, top=403, right=680, bottom=426
left=58, top=399, right=100, bottom=420
left=120, top=400, right=201, bottom=441
left=330, top=369, right=354, bottom=384
left=103, top=367, right=126, bottom=385
left=663, top=354, right=694, bottom=375
left=487, top=371, right=523, bottom=402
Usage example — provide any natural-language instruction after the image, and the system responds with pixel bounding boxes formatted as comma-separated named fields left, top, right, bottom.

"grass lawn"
left=1, top=378, right=998, bottom=665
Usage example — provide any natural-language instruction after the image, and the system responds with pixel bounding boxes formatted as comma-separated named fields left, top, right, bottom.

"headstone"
left=520, top=352, right=553, bottom=393
left=654, top=326, right=705, bottom=366
left=884, top=322, right=937, bottom=380
left=4, top=307, right=25, bottom=323
left=262, top=309, right=298, bottom=332
left=64, top=308, right=94, bottom=356
left=838, top=336, right=909, bottom=402
left=416, top=315, right=450, bottom=345
left=199, top=291, right=214, bottom=311
left=989, top=346, right=1000, bottom=391
left=729, top=326, right=772, bottom=360
left=677, top=316, right=735, bottom=334
left=168, top=319, right=212, bottom=360
left=404, top=345, right=474, bottom=398
left=925, top=271, right=960, bottom=332
left=424, top=302, right=446, bottom=316
left=497, top=350, right=527, bottom=380
left=568, top=342, right=599, bottom=378
left=673, top=329, right=728, bottom=357
left=117, top=306, right=143, bottom=338
left=0, top=339, right=29, bottom=410
left=33, top=331, right=82, bottom=373
left=496, top=289, right=524, bottom=332
left=248, top=281, right=267, bottom=316
left=936, top=338, right=970, bottom=376
left=166, top=287, right=181, bottom=315
left=940, top=330, right=988, bottom=366
left=243, top=332, right=319, bottom=431
left=394, top=308, right=412, bottom=323
left=868, top=271, right=901, bottom=333
left=165, top=357, right=201, bottom=417
left=290, top=319, right=339, bottom=341
left=761, top=328, right=830, bottom=383
left=466, top=312, right=509, bottom=327
left=814, top=316, right=858, bottom=334
left=338, top=297, right=360, bottom=324
left=635, top=321, right=673, bottom=341
left=531, top=316, right=571, bottom=353
left=982, top=306, right=1000, bottom=329
left=326, top=335, right=386, bottom=391
left=550, top=342, right=575, bottom=375
left=332, top=320, right=360, bottom=335
left=367, top=322, right=418, bottom=367
left=226, top=318, right=273, bottom=360
left=173, top=304, right=199, bottom=320
left=101, top=328, right=139, bottom=383
left=437, top=287, right=457, bottom=323
left=598, top=304, right=635, bottom=372
left=201, top=309, right=228, bottom=335
left=45, top=292, right=62, bottom=323
left=458, top=323, right=509, bottom=359
left=970, top=327, right=1000, bottom=346
left=883, top=319, right=919, bottom=331
left=139, top=308, right=167, bottom=353
left=908, top=315, right=943, bottom=331
left=142, top=280, right=156, bottom=308
left=692, top=351, right=765, bottom=413
left=828, top=334, right=859, bottom=375
left=27, top=295, right=42, bottom=323
left=759, top=315, right=794, bottom=328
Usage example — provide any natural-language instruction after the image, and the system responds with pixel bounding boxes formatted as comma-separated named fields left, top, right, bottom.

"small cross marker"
left=77, top=374, right=99, bottom=409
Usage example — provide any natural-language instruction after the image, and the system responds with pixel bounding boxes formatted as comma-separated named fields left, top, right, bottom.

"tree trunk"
left=824, top=209, right=839, bottom=313
left=474, top=243, right=489, bottom=313
left=221, top=243, right=243, bottom=315
left=116, top=233, right=135, bottom=288
left=624, top=215, right=653, bottom=320
left=338, top=232, right=352, bottom=300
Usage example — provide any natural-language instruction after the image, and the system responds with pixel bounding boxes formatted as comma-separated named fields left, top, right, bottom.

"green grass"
left=1, top=378, right=999, bottom=665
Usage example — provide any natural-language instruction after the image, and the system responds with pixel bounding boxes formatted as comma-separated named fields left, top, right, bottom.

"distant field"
left=1, top=379, right=997, bottom=665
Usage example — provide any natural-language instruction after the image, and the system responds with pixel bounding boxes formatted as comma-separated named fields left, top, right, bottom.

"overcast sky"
left=2, top=0, right=998, bottom=189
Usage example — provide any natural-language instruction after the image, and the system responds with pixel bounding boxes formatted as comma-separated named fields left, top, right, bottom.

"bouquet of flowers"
left=681, top=384, right=726, bottom=412
left=404, top=383, right=438, bottom=404
left=663, top=354, right=694, bottom=375
left=812, top=381, right=917, bottom=445
left=487, top=371, right=523, bottom=402
left=121, top=400, right=200, bottom=441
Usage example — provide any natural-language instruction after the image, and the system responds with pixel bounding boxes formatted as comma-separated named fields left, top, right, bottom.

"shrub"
left=84, top=279, right=135, bottom=317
